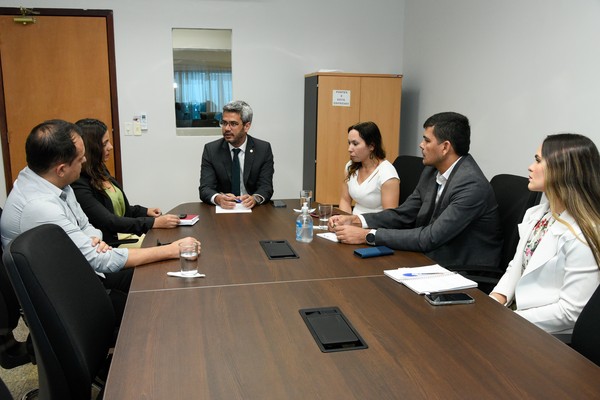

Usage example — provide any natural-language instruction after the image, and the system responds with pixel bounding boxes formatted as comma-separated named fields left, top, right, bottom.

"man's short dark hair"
left=423, top=112, right=470, bottom=156
left=25, top=119, right=82, bottom=174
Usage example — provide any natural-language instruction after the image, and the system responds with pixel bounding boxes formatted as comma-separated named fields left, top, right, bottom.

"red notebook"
left=178, top=214, right=199, bottom=226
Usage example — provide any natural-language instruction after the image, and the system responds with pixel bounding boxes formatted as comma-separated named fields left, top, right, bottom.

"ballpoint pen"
left=402, top=272, right=446, bottom=277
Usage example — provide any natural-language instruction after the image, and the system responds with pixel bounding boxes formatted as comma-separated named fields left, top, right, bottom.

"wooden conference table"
left=128, top=200, right=432, bottom=292
left=104, top=200, right=600, bottom=399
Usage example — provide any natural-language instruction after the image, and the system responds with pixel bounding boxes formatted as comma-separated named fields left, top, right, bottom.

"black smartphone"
left=425, top=292, right=475, bottom=306
left=272, top=200, right=287, bottom=208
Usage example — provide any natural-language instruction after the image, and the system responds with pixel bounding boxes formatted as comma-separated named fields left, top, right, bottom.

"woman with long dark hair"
left=338, top=121, right=399, bottom=214
left=72, top=119, right=180, bottom=246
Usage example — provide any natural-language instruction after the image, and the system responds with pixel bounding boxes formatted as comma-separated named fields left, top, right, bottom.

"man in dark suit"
left=199, top=100, right=274, bottom=209
left=329, top=112, right=502, bottom=268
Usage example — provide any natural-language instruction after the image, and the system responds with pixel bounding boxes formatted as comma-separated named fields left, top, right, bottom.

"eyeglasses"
left=219, top=120, right=242, bottom=128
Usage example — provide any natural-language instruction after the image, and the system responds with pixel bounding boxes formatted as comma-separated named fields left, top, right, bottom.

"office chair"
left=0, top=250, right=33, bottom=370
left=0, top=207, right=39, bottom=399
left=392, top=155, right=425, bottom=205
left=3, top=224, right=116, bottom=400
left=450, top=174, right=542, bottom=294
left=564, top=283, right=600, bottom=366
left=0, top=375, right=14, bottom=400
left=0, top=205, right=36, bottom=370
left=0, top=247, right=40, bottom=399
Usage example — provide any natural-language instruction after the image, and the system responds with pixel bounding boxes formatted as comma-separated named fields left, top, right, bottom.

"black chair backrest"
left=0, top=240, right=21, bottom=336
left=0, top=245, right=33, bottom=370
left=0, top=375, right=14, bottom=400
left=392, top=155, right=425, bottom=205
left=490, top=174, right=542, bottom=270
left=571, top=283, right=600, bottom=366
left=3, top=224, right=115, bottom=400
left=0, top=206, right=20, bottom=336
left=0, top=206, right=34, bottom=369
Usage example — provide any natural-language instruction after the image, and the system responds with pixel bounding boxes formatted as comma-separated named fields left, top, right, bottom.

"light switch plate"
left=133, top=121, right=142, bottom=136
left=140, top=112, right=148, bottom=130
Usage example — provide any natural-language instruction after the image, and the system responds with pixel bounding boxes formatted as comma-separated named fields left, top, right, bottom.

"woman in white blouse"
left=490, top=133, right=600, bottom=334
left=338, top=121, right=399, bottom=215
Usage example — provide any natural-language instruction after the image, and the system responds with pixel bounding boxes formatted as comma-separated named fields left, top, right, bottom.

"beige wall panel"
left=359, top=76, right=402, bottom=161
left=315, top=76, right=361, bottom=204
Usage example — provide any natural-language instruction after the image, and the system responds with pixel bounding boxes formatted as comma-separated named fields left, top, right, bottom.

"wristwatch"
left=252, top=194, right=264, bottom=205
left=366, top=229, right=376, bottom=246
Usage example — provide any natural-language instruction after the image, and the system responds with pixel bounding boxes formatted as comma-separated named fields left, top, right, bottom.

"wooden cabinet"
left=303, top=72, right=402, bottom=204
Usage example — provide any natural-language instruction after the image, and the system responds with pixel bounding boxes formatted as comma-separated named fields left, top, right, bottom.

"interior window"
left=172, top=28, right=232, bottom=136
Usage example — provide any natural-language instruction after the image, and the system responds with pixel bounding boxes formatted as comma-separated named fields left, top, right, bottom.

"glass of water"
left=300, top=189, right=312, bottom=209
left=317, top=204, right=333, bottom=230
left=179, top=242, right=199, bottom=276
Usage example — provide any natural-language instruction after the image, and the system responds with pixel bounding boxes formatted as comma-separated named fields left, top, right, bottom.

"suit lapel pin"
left=250, top=149, right=254, bottom=153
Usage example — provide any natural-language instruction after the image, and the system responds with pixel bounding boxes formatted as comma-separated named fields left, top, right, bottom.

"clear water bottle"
left=296, top=202, right=313, bottom=243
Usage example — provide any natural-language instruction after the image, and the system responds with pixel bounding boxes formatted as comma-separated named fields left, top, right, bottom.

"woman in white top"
left=339, top=121, right=399, bottom=215
left=490, top=134, right=600, bottom=334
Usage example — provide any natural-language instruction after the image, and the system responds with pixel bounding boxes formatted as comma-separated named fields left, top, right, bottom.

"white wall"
left=4, top=1, right=598, bottom=209
left=0, top=0, right=405, bottom=210
left=401, top=0, right=600, bottom=181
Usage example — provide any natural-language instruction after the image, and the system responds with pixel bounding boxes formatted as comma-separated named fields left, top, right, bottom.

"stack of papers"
left=216, top=204, right=252, bottom=214
left=384, top=264, right=477, bottom=294
left=178, top=214, right=199, bottom=226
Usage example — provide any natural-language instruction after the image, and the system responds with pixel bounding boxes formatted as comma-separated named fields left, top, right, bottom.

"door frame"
left=0, top=7, right=122, bottom=194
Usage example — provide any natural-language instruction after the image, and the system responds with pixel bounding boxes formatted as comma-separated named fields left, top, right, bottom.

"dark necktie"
left=231, top=148, right=241, bottom=196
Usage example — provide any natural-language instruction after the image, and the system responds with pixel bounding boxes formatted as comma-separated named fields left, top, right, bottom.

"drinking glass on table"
left=317, top=204, right=333, bottom=230
left=300, top=189, right=313, bottom=209
left=179, top=241, right=199, bottom=276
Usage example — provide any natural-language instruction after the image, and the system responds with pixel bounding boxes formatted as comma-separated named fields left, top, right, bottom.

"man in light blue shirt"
left=1, top=166, right=128, bottom=273
left=1, top=120, right=200, bottom=323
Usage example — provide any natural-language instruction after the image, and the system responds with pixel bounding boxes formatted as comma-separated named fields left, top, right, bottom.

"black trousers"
left=100, top=268, right=133, bottom=327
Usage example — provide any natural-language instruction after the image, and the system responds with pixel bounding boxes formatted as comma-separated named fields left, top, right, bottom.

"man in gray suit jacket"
left=329, top=112, right=502, bottom=268
left=199, top=100, right=274, bottom=209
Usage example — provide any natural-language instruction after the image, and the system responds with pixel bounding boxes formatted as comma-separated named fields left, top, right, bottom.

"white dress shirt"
left=0, top=167, right=128, bottom=275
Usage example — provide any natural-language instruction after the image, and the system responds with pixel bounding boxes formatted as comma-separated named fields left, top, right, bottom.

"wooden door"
left=0, top=8, right=121, bottom=193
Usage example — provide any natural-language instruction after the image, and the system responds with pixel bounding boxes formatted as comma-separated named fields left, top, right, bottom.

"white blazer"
left=492, top=203, right=600, bottom=334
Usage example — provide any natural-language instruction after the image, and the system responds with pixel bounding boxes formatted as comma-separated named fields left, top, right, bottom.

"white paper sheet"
left=316, top=232, right=339, bottom=242
left=216, top=203, right=252, bottom=213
